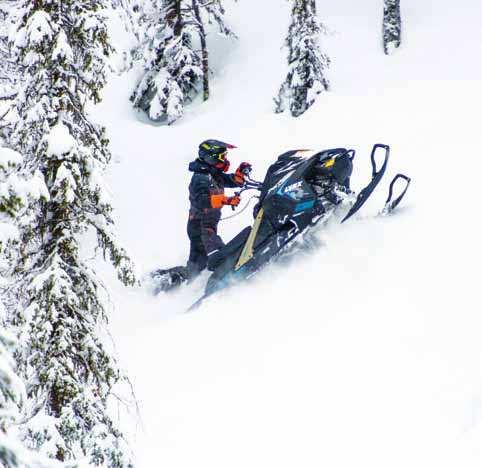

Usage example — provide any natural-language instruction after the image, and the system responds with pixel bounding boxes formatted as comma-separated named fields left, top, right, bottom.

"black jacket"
left=188, top=159, right=241, bottom=216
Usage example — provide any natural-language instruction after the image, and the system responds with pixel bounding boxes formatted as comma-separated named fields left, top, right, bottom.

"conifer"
left=8, top=0, right=135, bottom=464
left=275, top=0, right=330, bottom=118
left=383, top=0, right=402, bottom=55
left=131, top=0, right=234, bottom=123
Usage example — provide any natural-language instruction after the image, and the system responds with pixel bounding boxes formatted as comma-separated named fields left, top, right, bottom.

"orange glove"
left=210, top=194, right=241, bottom=209
left=234, top=162, right=252, bottom=185
left=225, top=195, right=241, bottom=207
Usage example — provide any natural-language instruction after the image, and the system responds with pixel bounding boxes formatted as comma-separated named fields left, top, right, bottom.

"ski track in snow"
left=94, top=0, right=482, bottom=466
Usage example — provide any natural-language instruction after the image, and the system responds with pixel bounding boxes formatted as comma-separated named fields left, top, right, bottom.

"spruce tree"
left=0, top=326, right=26, bottom=468
left=0, top=1, right=20, bottom=140
left=8, top=0, right=135, bottom=465
left=383, top=0, right=401, bottom=55
left=131, top=0, right=234, bottom=123
left=130, top=0, right=201, bottom=123
left=275, top=0, right=330, bottom=118
left=0, top=325, right=57, bottom=468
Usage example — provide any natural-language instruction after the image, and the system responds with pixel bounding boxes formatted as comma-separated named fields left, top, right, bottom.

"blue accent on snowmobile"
left=341, top=144, right=390, bottom=223
left=295, top=200, right=315, bottom=213
left=276, top=186, right=286, bottom=197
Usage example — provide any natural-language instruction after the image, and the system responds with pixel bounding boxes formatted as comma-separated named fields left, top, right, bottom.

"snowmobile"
left=148, top=144, right=411, bottom=306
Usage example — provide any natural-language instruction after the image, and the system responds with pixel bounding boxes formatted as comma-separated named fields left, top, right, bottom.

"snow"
left=45, top=121, right=76, bottom=157
left=52, top=30, right=74, bottom=63
left=0, top=147, right=22, bottom=169
left=53, top=163, right=77, bottom=204
left=0, top=146, right=48, bottom=251
left=25, top=10, right=54, bottom=46
left=91, top=0, right=482, bottom=466
left=0, top=145, right=49, bottom=210
left=82, top=15, right=102, bottom=32
left=0, top=222, right=19, bottom=246
left=384, top=41, right=398, bottom=55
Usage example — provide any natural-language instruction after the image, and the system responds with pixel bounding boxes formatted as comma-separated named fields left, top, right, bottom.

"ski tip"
left=382, top=173, right=411, bottom=215
left=186, top=296, right=206, bottom=313
left=373, top=143, right=390, bottom=150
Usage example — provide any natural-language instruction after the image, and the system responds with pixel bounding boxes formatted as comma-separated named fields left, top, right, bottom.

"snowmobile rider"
left=187, top=139, right=252, bottom=278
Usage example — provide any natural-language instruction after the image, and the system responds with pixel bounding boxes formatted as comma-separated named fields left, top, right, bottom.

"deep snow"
left=93, top=0, right=482, bottom=466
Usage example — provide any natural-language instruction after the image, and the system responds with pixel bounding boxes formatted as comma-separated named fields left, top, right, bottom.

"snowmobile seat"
left=207, top=226, right=252, bottom=271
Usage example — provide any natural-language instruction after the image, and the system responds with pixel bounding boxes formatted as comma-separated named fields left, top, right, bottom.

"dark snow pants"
left=187, top=210, right=224, bottom=276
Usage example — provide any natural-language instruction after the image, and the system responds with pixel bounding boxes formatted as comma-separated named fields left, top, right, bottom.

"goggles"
left=214, top=155, right=230, bottom=172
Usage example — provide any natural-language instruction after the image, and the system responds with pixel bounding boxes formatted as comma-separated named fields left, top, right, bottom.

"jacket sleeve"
left=190, top=173, right=215, bottom=209
left=220, top=173, right=243, bottom=188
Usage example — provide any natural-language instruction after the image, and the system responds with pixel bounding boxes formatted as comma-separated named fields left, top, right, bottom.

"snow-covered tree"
left=0, top=1, right=21, bottom=141
left=0, top=324, right=57, bottom=468
left=131, top=0, right=203, bottom=123
left=0, top=1, right=16, bottom=90
left=0, top=325, right=27, bottom=468
left=131, top=0, right=235, bottom=124
left=0, top=317, right=62, bottom=468
left=6, top=0, right=136, bottom=465
left=383, top=0, right=401, bottom=55
left=275, top=0, right=330, bottom=118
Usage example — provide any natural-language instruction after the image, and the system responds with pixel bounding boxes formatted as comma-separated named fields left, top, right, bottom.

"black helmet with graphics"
left=198, top=139, right=237, bottom=171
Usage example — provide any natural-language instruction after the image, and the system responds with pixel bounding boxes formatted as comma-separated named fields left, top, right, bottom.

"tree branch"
left=0, top=92, right=17, bottom=101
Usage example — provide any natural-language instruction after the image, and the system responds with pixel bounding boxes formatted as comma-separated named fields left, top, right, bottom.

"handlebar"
left=243, top=177, right=263, bottom=191
left=231, top=178, right=262, bottom=211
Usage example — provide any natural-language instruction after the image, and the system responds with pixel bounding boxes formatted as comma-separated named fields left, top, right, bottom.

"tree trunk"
left=174, top=0, right=182, bottom=36
left=192, top=0, right=210, bottom=101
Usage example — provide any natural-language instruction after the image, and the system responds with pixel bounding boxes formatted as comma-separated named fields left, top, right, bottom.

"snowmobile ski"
left=380, top=173, right=411, bottom=215
left=341, top=144, right=389, bottom=223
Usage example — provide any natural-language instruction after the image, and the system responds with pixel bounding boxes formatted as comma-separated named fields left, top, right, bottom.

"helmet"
left=198, top=139, right=237, bottom=172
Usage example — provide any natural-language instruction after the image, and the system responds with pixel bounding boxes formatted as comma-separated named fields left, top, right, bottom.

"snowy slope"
left=94, top=0, right=482, bottom=466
